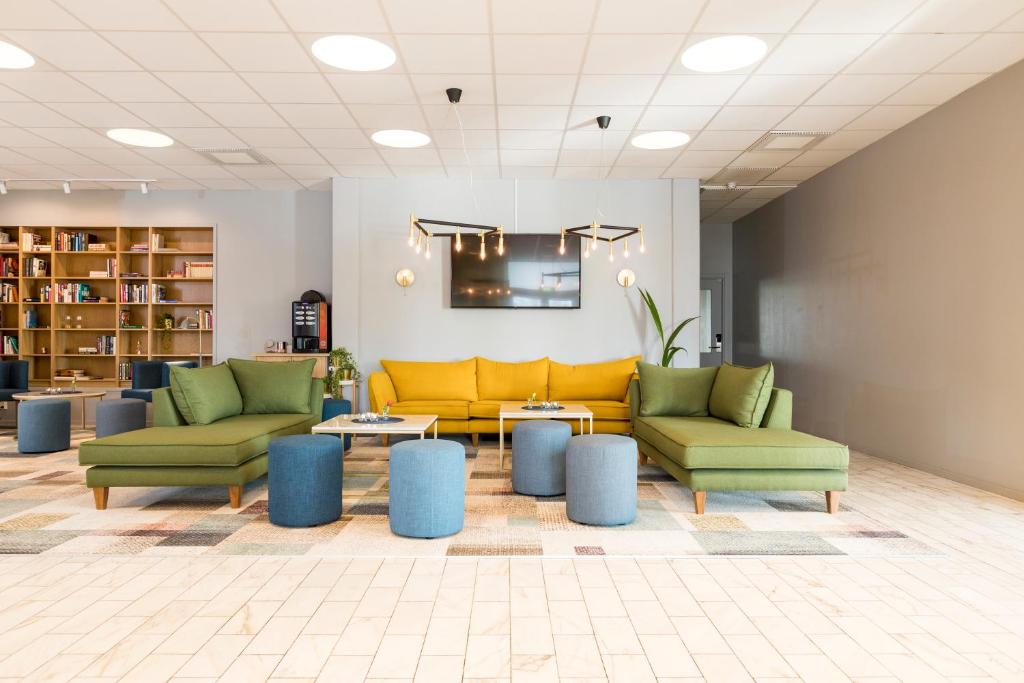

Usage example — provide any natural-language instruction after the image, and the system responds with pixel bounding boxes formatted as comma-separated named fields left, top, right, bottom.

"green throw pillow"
left=708, top=362, right=775, bottom=428
left=227, top=358, right=315, bottom=414
left=169, top=363, right=243, bottom=426
left=636, top=362, right=718, bottom=417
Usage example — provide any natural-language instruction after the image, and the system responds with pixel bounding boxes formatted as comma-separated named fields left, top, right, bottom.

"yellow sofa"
left=368, top=356, right=639, bottom=442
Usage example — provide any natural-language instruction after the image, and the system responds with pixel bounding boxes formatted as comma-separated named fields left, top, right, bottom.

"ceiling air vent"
left=747, top=130, right=832, bottom=152
left=709, top=167, right=778, bottom=185
left=192, top=147, right=271, bottom=165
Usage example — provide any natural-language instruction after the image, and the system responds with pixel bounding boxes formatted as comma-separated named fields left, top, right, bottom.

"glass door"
left=699, top=277, right=723, bottom=367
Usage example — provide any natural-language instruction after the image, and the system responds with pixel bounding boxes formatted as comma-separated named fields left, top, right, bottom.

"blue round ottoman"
left=268, top=435, right=343, bottom=527
left=322, top=398, right=352, bottom=451
left=566, top=434, right=638, bottom=526
left=389, top=439, right=465, bottom=538
left=18, top=399, right=71, bottom=454
left=96, top=398, right=146, bottom=438
left=512, top=420, right=571, bottom=496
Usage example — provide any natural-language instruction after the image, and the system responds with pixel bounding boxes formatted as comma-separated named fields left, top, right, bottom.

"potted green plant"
left=156, top=313, right=175, bottom=353
left=638, top=288, right=698, bottom=367
left=327, top=347, right=361, bottom=399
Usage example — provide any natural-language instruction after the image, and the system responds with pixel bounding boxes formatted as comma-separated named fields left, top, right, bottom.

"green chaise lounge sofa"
left=628, top=363, right=849, bottom=515
left=79, top=360, right=323, bottom=510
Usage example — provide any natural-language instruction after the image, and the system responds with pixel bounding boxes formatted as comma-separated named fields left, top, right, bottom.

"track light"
left=63, top=181, right=71, bottom=194
left=140, top=182, right=148, bottom=195
left=0, top=180, right=6, bottom=195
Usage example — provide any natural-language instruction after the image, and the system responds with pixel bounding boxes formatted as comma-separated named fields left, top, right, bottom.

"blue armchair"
left=122, top=360, right=197, bottom=402
left=0, top=360, right=29, bottom=402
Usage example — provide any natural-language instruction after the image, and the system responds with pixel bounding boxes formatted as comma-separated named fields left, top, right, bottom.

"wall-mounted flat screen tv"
left=451, top=233, right=581, bottom=309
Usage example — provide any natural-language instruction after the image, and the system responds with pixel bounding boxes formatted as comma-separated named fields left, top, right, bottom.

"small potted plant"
left=381, top=399, right=393, bottom=418
left=327, top=347, right=361, bottom=400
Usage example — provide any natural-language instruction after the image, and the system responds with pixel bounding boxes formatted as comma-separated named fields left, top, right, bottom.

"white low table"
left=312, top=413, right=438, bottom=442
left=14, top=390, right=106, bottom=429
left=498, top=403, right=593, bottom=469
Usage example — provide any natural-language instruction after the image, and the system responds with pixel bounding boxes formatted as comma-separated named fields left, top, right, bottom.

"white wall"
left=733, top=58, right=1024, bottom=500
left=0, top=189, right=332, bottom=362
left=332, top=177, right=701, bottom=402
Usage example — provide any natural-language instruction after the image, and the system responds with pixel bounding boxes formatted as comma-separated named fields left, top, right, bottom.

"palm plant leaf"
left=638, top=288, right=665, bottom=345
left=664, top=316, right=699, bottom=352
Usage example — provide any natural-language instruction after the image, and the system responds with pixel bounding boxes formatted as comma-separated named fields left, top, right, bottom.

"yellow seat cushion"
left=468, top=400, right=505, bottom=418
left=391, top=400, right=469, bottom=419
left=381, top=358, right=478, bottom=402
left=548, top=356, right=640, bottom=401
left=476, top=357, right=549, bottom=400
left=561, top=400, right=630, bottom=420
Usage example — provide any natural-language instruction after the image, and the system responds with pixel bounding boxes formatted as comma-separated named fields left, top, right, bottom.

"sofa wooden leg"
left=380, top=434, right=389, bottom=447
left=693, top=491, right=706, bottom=515
left=471, top=433, right=479, bottom=448
left=92, top=487, right=108, bottom=510
left=228, top=485, right=242, bottom=509
left=825, top=491, right=840, bottom=514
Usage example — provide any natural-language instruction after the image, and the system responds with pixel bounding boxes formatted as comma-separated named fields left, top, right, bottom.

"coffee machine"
left=292, top=290, right=329, bottom=352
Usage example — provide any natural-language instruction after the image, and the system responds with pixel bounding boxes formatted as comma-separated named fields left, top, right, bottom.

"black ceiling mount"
left=446, top=87, right=463, bottom=104
left=596, top=115, right=611, bottom=129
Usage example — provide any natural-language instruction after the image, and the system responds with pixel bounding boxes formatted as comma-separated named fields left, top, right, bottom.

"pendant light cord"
left=453, top=102, right=481, bottom=224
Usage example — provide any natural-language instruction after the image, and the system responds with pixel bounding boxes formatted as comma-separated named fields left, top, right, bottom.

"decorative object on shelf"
left=395, top=268, right=415, bottom=291
left=565, top=116, right=645, bottom=263
left=617, top=268, right=636, bottom=288
left=407, top=88, right=503, bottom=261
left=327, top=346, right=360, bottom=400
left=352, top=413, right=404, bottom=424
left=156, top=312, right=174, bottom=353
left=639, top=288, right=698, bottom=367
left=381, top=400, right=392, bottom=417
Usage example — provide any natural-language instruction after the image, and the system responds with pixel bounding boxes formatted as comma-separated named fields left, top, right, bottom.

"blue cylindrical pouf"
left=322, top=398, right=352, bottom=451
left=566, top=434, right=638, bottom=526
left=18, top=399, right=71, bottom=454
left=268, top=435, right=343, bottom=527
left=512, top=420, right=571, bottom=496
left=389, top=439, right=465, bottom=538
left=95, top=398, right=147, bottom=438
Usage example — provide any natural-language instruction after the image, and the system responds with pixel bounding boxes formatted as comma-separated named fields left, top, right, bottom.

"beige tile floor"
left=1, top=450, right=1024, bottom=682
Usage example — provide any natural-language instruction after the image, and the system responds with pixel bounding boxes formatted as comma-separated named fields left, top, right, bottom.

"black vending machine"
left=292, top=290, right=330, bottom=352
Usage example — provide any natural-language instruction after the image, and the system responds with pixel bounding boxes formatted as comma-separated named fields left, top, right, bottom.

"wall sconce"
left=395, top=268, right=415, bottom=293
left=616, top=268, right=636, bottom=288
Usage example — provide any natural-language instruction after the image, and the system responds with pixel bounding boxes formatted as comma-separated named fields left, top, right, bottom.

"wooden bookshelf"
left=1, top=226, right=215, bottom=388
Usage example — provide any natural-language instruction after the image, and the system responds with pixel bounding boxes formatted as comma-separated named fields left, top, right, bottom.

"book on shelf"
left=37, top=284, right=51, bottom=303
left=23, top=257, right=48, bottom=276
left=22, top=309, right=37, bottom=329
left=129, top=243, right=148, bottom=252
left=87, top=259, right=116, bottom=278
left=0, top=244, right=17, bottom=252
left=1, top=256, right=17, bottom=277
left=152, top=283, right=166, bottom=302
left=196, top=308, right=213, bottom=330
left=55, top=231, right=96, bottom=252
left=0, top=282, right=17, bottom=303
left=54, top=282, right=92, bottom=303
left=55, top=374, right=93, bottom=381
left=150, top=233, right=164, bottom=251
left=118, top=360, right=132, bottom=381
left=56, top=369, right=88, bottom=377
left=184, top=261, right=214, bottom=278
left=2, top=335, right=18, bottom=355
left=87, top=243, right=111, bottom=251
left=120, top=282, right=149, bottom=303
left=20, top=233, right=43, bottom=251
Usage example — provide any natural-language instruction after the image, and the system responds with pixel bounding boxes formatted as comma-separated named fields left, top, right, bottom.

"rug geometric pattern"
left=0, top=431, right=938, bottom=557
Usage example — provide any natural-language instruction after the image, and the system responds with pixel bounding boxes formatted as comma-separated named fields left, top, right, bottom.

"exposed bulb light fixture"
left=371, top=129, right=430, bottom=148
left=107, top=128, right=174, bottom=148
left=583, top=242, right=590, bottom=259
left=559, top=227, right=566, bottom=255
left=639, top=226, right=646, bottom=253
left=479, top=232, right=486, bottom=260
left=681, top=35, right=767, bottom=73
left=455, top=227, right=462, bottom=252
left=311, top=35, right=396, bottom=72
left=623, top=238, right=629, bottom=259
left=424, top=233, right=432, bottom=260
left=414, top=231, right=422, bottom=254
left=0, top=40, right=35, bottom=69
left=631, top=130, right=690, bottom=150
left=62, top=181, right=71, bottom=194
left=497, top=227, right=504, bottom=256
left=607, top=240, right=614, bottom=262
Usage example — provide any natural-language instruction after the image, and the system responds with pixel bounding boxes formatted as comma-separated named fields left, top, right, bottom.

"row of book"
left=2, top=335, right=18, bottom=355
left=55, top=232, right=95, bottom=252
left=1, top=257, right=17, bottom=277
left=23, top=309, right=38, bottom=329
left=53, top=282, right=94, bottom=303
left=89, top=259, right=117, bottom=278
left=0, top=283, right=16, bottom=303
left=95, top=335, right=115, bottom=355
left=24, top=257, right=48, bottom=276
left=20, top=233, right=49, bottom=252
left=184, top=261, right=213, bottom=278
left=117, top=360, right=132, bottom=380
left=120, top=283, right=149, bottom=303
left=196, top=309, right=213, bottom=330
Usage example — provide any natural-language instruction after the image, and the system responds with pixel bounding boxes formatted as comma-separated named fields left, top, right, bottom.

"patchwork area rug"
left=0, top=431, right=938, bottom=557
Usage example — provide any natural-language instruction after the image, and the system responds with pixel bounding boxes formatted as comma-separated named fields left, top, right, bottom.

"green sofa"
left=79, top=378, right=324, bottom=510
left=628, top=379, right=849, bottom=514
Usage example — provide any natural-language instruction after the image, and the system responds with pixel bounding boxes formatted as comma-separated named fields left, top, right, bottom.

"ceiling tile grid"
left=0, top=0, right=1014, bottom=213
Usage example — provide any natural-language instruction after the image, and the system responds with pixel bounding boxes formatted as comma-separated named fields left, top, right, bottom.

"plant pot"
left=341, top=368, right=353, bottom=381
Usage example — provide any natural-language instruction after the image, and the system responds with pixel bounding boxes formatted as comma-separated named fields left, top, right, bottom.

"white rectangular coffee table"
left=498, top=403, right=593, bottom=469
left=312, top=413, right=438, bottom=441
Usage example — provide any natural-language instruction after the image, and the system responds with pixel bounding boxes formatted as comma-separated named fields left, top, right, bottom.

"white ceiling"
left=0, top=0, right=1022, bottom=222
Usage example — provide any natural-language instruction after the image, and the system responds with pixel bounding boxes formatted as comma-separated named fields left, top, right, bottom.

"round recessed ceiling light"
left=371, top=129, right=431, bottom=148
left=631, top=131, right=690, bottom=150
left=681, top=35, right=768, bottom=73
left=0, top=40, right=34, bottom=70
left=106, top=128, right=174, bottom=148
left=312, top=34, right=396, bottom=71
